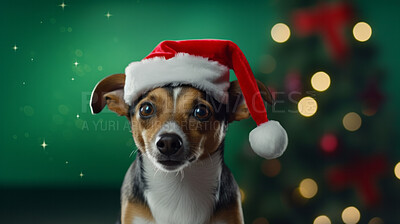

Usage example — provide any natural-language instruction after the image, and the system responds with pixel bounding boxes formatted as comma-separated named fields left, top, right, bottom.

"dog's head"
left=90, top=74, right=273, bottom=172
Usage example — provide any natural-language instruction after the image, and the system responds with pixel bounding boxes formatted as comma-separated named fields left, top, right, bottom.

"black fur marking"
left=214, top=142, right=239, bottom=212
left=164, top=86, right=174, bottom=97
left=128, top=92, right=151, bottom=117
left=124, top=151, right=147, bottom=204
left=203, top=93, right=229, bottom=123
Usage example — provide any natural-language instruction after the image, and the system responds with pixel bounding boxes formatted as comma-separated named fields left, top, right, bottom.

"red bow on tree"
left=326, top=155, right=387, bottom=207
left=292, top=3, right=354, bottom=61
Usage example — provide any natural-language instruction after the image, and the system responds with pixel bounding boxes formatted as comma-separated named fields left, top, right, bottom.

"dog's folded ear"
left=90, top=73, right=128, bottom=116
left=256, top=80, right=275, bottom=105
left=228, top=80, right=274, bottom=123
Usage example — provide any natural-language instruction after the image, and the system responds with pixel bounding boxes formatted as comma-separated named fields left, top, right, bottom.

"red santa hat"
left=124, top=39, right=288, bottom=159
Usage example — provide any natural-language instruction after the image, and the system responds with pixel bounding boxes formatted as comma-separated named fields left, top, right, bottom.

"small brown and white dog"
left=90, top=74, right=274, bottom=224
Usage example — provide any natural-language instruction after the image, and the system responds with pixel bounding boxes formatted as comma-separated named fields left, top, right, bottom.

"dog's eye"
left=193, top=104, right=211, bottom=121
left=139, top=103, right=155, bottom=118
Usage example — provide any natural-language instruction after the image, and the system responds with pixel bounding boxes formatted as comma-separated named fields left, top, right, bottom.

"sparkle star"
left=41, top=140, right=48, bottom=149
left=13, top=44, right=18, bottom=51
left=73, top=61, right=79, bottom=67
left=59, top=2, right=67, bottom=10
left=71, top=77, right=75, bottom=81
left=105, top=11, right=112, bottom=19
left=79, top=172, right=84, bottom=178
left=76, top=114, right=80, bottom=118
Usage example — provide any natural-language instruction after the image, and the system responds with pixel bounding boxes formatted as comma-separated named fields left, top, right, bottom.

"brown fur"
left=104, top=90, right=129, bottom=116
left=121, top=200, right=154, bottom=223
left=210, top=201, right=244, bottom=224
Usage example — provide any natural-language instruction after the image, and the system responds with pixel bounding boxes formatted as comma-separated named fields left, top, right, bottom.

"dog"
left=90, top=73, right=274, bottom=224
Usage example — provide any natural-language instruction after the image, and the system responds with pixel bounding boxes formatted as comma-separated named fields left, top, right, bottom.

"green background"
left=0, top=0, right=300, bottom=188
left=2, top=0, right=399, bottom=188
left=1, top=0, right=400, bottom=223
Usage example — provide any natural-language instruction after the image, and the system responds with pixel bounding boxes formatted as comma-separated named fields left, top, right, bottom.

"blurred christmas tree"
left=238, top=1, right=399, bottom=224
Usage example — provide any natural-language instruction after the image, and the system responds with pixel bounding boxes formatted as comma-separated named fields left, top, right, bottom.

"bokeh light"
left=362, top=107, right=377, bottom=117
left=261, top=159, right=281, bottom=177
left=353, top=22, right=372, bottom=42
left=23, top=105, right=34, bottom=117
left=343, top=112, right=362, bottom=131
left=271, top=23, right=291, bottom=43
left=253, top=217, right=269, bottom=224
left=240, top=188, right=245, bottom=203
left=342, top=206, right=361, bottom=224
left=292, top=187, right=308, bottom=205
left=298, top=97, right=318, bottom=117
left=299, top=178, right=318, bottom=199
left=311, top=71, right=331, bottom=92
left=314, top=215, right=331, bottom=224
left=320, top=133, right=338, bottom=153
left=368, top=217, right=383, bottom=224
left=394, top=162, right=400, bottom=179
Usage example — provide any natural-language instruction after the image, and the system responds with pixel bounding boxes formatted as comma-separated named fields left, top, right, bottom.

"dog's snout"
left=156, top=134, right=183, bottom=156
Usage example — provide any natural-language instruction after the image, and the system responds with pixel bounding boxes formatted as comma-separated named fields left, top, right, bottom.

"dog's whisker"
left=180, top=170, right=185, bottom=182
left=154, top=167, right=160, bottom=177
left=129, top=148, right=139, bottom=158
left=139, top=152, right=149, bottom=159
left=196, top=151, right=202, bottom=160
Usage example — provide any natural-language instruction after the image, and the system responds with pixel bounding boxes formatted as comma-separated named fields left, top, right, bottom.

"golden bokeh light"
left=271, top=23, right=291, bottom=43
left=313, top=215, right=331, bottom=224
left=394, top=162, right=400, bottom=180
left=299, top=178, right=318, bottom=199
left=240, top=188, right=245, bottom=203
left=298, top=97, right=318, bottom=117
left=342, top=206, right=361, bottom=224
left=353, top=22, right=372, bottom=42
left=343, top=112, right=362, bottom=131
left=311, top=71, right=331, bottom=92
left=368, top=217, right=383, bottom=224
left=292, top=188, right=308, bottom=205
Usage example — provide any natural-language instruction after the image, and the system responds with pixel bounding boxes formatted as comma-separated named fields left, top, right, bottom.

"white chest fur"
left=142, top=153, right=222, bottom=224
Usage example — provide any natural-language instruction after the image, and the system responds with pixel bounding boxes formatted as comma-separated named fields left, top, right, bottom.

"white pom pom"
left=249, top=120, right=288, bottom=159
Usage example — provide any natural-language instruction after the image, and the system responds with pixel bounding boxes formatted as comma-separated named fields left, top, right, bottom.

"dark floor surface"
left=0, top=187, right=120, bottom=224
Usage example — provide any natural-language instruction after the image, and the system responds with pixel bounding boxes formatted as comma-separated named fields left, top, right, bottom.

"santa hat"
left=124, top=39, right=288, bottom=159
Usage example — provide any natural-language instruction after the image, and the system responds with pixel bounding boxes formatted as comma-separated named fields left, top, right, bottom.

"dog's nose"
left=156, top=134, right=183, bottom=156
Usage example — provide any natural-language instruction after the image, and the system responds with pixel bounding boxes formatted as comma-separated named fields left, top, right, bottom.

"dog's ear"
left=228, top=80, right=274, bottom=123
left=256, top=80, right=274, bottom=105
left=90, top=73, right=128, bottom=116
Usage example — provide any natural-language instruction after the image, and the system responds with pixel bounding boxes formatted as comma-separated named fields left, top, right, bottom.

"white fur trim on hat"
left=249, top=120, right=288, bottom=159
left=124, top=53, right=230, bottom=105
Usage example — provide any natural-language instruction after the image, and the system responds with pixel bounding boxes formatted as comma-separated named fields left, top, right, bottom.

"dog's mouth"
left=156, top=156, right=197, bottom=171
left=158, top=160, right=183, bottom=167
